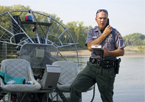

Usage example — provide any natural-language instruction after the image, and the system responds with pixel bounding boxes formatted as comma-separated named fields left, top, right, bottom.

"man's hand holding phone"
left=103, top=25, right=112, bottom=36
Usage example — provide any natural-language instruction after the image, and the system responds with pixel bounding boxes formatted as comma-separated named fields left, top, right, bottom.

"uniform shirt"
left=86, top=26, right=126, bottom=60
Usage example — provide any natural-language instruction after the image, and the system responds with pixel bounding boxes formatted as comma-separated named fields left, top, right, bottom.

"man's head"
left=95, top=9, right=108, bottom=30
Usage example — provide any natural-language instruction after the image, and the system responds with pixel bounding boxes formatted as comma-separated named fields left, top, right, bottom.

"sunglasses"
left=96, top=9, right=108, bottom=14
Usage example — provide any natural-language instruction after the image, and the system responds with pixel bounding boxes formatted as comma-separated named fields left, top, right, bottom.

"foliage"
left=66, top=21, right=92, bottom=48
left=137, top=46, right=145, bottom=50
left=0, top=5, right=30, bottom=14
left=123, top=33, right=145, bottom=46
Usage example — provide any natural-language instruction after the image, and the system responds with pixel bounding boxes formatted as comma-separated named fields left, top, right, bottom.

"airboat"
left=0, top=10, right=93, bottom=102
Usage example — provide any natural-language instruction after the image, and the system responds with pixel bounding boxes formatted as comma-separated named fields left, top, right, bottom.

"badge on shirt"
left=109, top=34, right=112, bottom=38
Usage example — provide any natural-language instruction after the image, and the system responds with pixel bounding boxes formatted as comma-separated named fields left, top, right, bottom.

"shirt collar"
left=94, top=26, right=99, bottom=32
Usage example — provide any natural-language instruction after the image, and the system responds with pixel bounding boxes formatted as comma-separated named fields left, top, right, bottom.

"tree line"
left=123, top=33, right=145, bottom=46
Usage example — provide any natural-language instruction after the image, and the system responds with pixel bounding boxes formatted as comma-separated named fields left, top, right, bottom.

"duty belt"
left=89, top=57, right=115, bottom=68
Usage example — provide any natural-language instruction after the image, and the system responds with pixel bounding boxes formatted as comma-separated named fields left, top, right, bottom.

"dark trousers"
left=70, top=61, right=116, bottom=102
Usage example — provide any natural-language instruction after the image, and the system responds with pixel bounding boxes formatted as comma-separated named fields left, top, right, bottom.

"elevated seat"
left=11, top=15, right=27, bottom=44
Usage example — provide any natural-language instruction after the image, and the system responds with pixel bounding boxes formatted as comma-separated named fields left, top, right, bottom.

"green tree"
left=123, top=33, right=145, bottom=46
left=66, top=21, right=92, bottom=49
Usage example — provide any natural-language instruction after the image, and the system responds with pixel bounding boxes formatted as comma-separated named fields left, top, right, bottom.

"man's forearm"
left=104, top=48, right=125, bottom=57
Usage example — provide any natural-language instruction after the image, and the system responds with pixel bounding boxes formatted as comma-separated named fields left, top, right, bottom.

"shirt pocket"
left=105, top=38, right=115, bottom=51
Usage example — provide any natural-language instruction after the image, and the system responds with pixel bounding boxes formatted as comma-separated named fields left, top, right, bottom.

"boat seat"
left=53, top=61, right=93, bottom=92
left=0, top=59, right=41, bottom=92
left=52, top=61, right=81, bottom=92
left=52, top=61, right=93, bottom=101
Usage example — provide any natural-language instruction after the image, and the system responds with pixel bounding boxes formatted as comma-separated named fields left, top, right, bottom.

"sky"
left=1, top=0, right=145, bottom=36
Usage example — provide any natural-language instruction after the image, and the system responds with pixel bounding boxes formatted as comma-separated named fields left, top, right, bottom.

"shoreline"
left=59, top=50, right=145, bottom=58
left=78, top=50, right=145, bottom=57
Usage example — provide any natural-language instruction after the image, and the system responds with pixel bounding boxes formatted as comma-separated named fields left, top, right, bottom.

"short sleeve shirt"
left=86, top=26, right=126, bottom=60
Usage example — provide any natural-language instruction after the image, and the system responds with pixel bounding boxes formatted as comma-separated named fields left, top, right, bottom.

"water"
left=77, top=56, right=145, bottom=102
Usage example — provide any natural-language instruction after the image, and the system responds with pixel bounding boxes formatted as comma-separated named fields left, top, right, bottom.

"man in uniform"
left=70, top=9, right=126, bottom=102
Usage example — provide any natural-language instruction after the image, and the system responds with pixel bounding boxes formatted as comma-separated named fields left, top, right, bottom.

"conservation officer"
left=70, top=9, right=126, bottom=102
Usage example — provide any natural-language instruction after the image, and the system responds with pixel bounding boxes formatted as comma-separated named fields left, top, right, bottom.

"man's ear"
left=95, top=18, right=97, bottom=22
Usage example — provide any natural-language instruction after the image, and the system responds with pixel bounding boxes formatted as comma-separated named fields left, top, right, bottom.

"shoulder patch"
left=118, top=34, right=122, bottom=40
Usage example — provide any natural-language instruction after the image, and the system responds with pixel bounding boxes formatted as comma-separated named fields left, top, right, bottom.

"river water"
left=76, top=56, right=145, bottom=102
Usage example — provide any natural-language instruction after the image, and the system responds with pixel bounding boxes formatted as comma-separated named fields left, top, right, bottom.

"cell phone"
left=105, top=19, right=109, bottom=28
